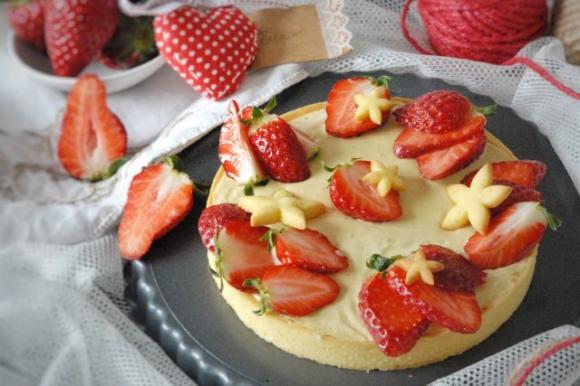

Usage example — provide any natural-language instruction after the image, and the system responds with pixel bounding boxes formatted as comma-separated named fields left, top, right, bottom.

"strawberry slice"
left=394, top=90, right=472, bottom=133
left=325, top=77, right=392, bottom=138
left=215, top=220, right=274, bottom=291
left=359, top=273, right=430, bottom=356
left=275, top=228, right=349, bottom=273
left=462, top=160, right=547, bottom=189
left=249, top=115, right=310, bottom=182
left=420, top=245, right=486, bottom=292
left=393, top=115, right=485, bottom=159
left=490, top=184, right=542, bottom=216
left=388, top=266, right=482, bottom=333
left=465, top=202, right=554, bottom=269
left=57, top=74, right=127, bottom=181
left=244, top=265, right=339, bottom=316
left=198, top=203, right=250, bottom=253
left=329, top=160, right=402, bottom=222
left=218, top=101, right=266, bottom=184
left=416, top=132, right=486, bottom=180
left=118, top=159, right=193, bottom=260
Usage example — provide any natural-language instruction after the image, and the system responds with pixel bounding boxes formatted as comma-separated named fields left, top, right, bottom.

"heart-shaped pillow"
left=154, top=6, right=258, bottom=100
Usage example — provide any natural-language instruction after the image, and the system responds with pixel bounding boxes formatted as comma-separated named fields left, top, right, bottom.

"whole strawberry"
left=8, top=0, right=46, bottom=51
left=45, top=0, right=120, bottom=76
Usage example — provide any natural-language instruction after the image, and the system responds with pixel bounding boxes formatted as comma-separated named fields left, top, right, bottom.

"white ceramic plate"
left=9, top=32, right=166, bottom=94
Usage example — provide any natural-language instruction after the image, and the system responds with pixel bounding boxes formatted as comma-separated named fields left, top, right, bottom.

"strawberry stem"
left=244, top=181, right=254, bottom=196
left=263, top=96, right=277, bottom=114
left=322, top=157, right=362, bottom=173
left=261, top=229, right=278, bottom=251
left=541, top=207, right=562, bottom=231
left=370, top=75, right=392, bottom=89
left=366, top=254, right=404, bottom=274
left=163, top=155, right=183, bottom=170
left=475, top=104, right=497, bottom=117
left=243, top=278, right=271, bottom=315
left=212, top=233, right=225, bottom=292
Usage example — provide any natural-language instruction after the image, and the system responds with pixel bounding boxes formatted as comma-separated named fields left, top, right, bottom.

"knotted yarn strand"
left=401, top=0, right=580, bottom=99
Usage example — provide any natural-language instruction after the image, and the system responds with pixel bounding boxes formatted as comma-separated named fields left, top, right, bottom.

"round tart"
left=205, top=101, right=539, bottom=370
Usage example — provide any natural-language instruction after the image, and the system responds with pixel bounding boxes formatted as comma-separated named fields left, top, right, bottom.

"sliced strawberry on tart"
left=393, top=90, right=495, bottom=180
left=328, top=159, right=404, bottom=222
left=325, top=76, right=399, bottom=138
left=198, top=203, right=251, bottom=253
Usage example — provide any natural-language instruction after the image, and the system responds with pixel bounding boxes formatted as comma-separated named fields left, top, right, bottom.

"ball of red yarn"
left=416, top=0, right=548, bottom=64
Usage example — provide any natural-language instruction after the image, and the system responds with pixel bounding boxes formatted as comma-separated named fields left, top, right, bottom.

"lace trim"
left=317, top=0, right=353, bottom=58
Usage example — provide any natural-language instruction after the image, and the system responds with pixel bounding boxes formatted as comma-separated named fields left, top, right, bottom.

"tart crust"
left=206, top=102, right=536, bottom=370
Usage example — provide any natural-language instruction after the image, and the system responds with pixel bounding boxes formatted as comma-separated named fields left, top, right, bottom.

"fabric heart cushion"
left=154, top=6, right=258, bottom=100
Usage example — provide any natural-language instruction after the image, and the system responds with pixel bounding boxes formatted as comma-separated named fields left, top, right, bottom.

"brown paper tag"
left=249, top=5, right=343, bottom=70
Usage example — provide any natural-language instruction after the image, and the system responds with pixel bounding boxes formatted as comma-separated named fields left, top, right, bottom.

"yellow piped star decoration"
left=238, top=190, right=325, bottom=229
left=441, top=164, right=513, bottom=234
left=354, top=87, right=398, bottom=125
left=393, top=250, right=444, bottom=286
left=362, top=161, right=405, bottom=197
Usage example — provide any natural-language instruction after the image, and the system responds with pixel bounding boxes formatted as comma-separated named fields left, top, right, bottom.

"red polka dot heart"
left=154, top=6, right=258, bottom=100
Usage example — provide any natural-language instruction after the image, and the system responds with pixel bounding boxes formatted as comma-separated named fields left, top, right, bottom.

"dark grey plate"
left=126, top=72, right=580, bottom=386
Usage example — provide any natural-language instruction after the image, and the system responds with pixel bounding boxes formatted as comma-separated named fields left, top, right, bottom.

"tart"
left=198, top=77, right=554, bottom=370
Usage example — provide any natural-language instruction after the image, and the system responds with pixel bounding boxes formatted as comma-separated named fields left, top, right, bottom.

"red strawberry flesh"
left=417, top=132, right=486, bottom=180
left=260, top=265, right=339, bottom=316
left=420, top=245, right=486, bottom=292
left=388, top=266, right=482, bottom=333
left=217, top=220, right=274, bottom=291
left=275, top=228, right=348, bottom=273
left=394, top=115, right=485, bottom=158
left=118, top=162, right=193, bottom=260
left=462, top=160, right=547, bottom=189
left=329, top=160, right=402, bottom=222
left=394, top=90, right=472, bottom=133
left=325, top=78, right=391, bottom=138
left=359, top=274, right=430, bottom=356
left=465, top=202, right=547, bottom=269
left=57, top=74, right=127, bottom=180
left=198, top=203, right=250, bottom=253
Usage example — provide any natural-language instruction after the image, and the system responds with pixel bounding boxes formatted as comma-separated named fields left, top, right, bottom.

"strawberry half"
left=394, top=115, right=485, bottom=159
left=249, top=116, right=310, bottom=183
left=388, top=266, right=482, bottom=333
left=465, top=202, right=557, bottom=269
left=462, top=160, right=547, bottom=189
left=329, top=160, right=402, bottom=222
left=275, top=228, right=349, bottom=273
left=57, top=74, right=127, bottom=181
left=118, top=159, right=193, bottom=260
left=417, top=132, right=486, bottom=180
left=218, top=101, right=266, bottom=185
left=244, top=265, right=339, bottom=316
left=291, top=126, right=319, bottom=161
left=359, top=273, right=430, bottom=356
left=8, top=0, right=45, bottom=51
left=45, top=0, right=120, bottom=76
left=394, top=90, right=472, bottom=133
left=325, top=76, right=392, bottom=138
left=215, top=220, right=274, bottom=291
left=420, top=245, right=486, bottom=292
left=198, top=203, right=250, bottom=253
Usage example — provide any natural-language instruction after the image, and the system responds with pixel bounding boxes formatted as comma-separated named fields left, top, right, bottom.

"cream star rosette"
left=354, top=87, right=400, bottom=125
left=441, top=164, right=512, bottom=234
left=393, top=250, right=444, bottom=285
left=238, top=190, right=325, bottom=229
left=362, top=160, right=405, bottom=197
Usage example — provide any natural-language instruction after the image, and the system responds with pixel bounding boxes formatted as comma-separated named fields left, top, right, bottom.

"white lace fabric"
left=1, top=1, right=579, bottom=385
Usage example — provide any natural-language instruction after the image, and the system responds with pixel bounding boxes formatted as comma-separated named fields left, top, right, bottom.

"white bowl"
left=8, top=32, right=166, bottom=94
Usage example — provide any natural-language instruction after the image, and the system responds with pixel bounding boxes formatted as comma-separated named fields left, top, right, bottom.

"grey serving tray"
left=126, top=72, right=580, bottom=386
